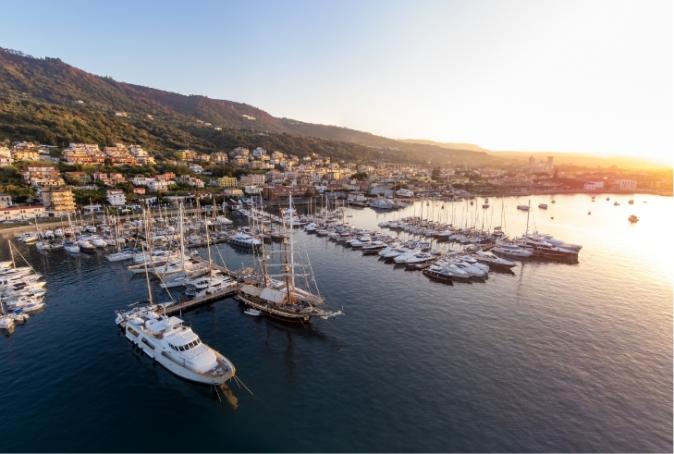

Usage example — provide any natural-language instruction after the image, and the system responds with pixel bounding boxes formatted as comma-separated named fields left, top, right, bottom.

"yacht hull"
left=123, top=327, right=234, bottom=385
left=236, top=294, right=311, bottom=324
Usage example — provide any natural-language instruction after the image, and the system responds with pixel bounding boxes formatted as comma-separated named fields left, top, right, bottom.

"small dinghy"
left=244, top=308, right=261, bottom=317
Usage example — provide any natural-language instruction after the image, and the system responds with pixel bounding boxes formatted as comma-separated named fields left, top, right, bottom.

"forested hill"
left=0, top=47, right=491, bottom=165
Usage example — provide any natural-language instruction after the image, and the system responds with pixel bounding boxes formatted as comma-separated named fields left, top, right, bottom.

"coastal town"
left=1, top=0, right=673, bottom=451
left=0, top=140, right=671, bottom=223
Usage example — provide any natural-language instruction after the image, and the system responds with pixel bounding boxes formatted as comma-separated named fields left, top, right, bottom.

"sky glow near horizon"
left=1, top=0, right=672, bottom=162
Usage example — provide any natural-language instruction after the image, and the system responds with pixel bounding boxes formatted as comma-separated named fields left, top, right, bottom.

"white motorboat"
left=0, top=313, right=15, bottom=331
left=492, top=242, right=533, bottom=258
left=404, top=252, right=434, bottom=265
left=91, top=236, right=108, bottom=248
left=78, top=238, right=96, bottom=253
left=105, top=249, right=135, bottom=262
left=228, top=232, right=262, bottom=248
left=244, top=308, right=261, bottom=317
left=524, top=232, right=582, bottom=252
left=0, top=266, right=32, bottom=277
left=133, top=250, right=175, bottom=265
left=428, top=261, right=471, bottom=281
left=362, top=241, right=387, bottom=254
left=453, top=260, right=488, bottom=280
left=185, top=275, right=237, bottom=297
left=17, top=232, right=40, bottom=244
left=422, top=264, right=455, bottom=284
left=349, top=239, right=365, bottom=249
left=393, top=249, right=420, bottom=264
left=63, top=241, right=80, bottom=254
left=10, top=309, right=30, bottom=324
left=215, top=215, right=233, bottom=225
left=473, top=250, right=516, bottom=271
left=36, top=241, right=64, bottom=251
left=6, top=298, right=46, bottom=314
left=115, top=305, right=236, bottom=385
left=369, top=198, right=395, bottom=210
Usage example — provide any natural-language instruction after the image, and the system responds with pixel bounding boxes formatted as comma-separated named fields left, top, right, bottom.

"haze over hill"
left=489, top=151, right=669, bottom=170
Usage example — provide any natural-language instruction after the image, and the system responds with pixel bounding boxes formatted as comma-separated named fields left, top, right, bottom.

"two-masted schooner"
left=237, top=194, right=342, bottom=324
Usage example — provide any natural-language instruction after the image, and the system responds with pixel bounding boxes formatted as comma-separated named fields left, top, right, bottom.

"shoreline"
left=1, top=191, right=667, bottom=235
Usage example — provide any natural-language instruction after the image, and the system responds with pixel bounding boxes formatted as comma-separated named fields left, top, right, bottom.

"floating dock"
left=164, top=286, right=239, bottom=315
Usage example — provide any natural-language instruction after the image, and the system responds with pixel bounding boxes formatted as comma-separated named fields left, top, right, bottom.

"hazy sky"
left=1, top=0, right=672, bottom=161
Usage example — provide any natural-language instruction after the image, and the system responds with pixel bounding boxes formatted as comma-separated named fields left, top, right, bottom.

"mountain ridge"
left=0, top=47, right=491, bottom=165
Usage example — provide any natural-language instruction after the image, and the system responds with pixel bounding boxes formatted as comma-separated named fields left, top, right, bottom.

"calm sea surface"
left=1, top=194, right=672, bottom=452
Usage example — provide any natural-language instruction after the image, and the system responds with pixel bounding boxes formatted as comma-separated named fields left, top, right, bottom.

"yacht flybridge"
left=115, top=305, right=236, bottom=385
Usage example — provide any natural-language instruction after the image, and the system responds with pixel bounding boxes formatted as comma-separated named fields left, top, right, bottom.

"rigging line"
left=8, top=240, right=38, bottom=274
left=234, top=375, right=255, bottom=397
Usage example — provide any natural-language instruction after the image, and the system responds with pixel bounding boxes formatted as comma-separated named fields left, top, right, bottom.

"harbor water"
left=0, top=194, right=672, bottom=452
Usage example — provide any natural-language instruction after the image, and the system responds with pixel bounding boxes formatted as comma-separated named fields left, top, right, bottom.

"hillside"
left=399, top=139, right=487, bottom=153
left=0, top=47, right=491, bottom=166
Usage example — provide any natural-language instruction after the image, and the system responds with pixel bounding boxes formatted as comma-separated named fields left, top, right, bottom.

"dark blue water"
left=1, top=194, right=672, bottom=452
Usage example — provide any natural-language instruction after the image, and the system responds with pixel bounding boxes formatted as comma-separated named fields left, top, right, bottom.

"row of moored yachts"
left=303, top=219, right=582, bottom=284
left=378, top=217, right=582, bottom=261
left=1, top=254, right=47, bottom=334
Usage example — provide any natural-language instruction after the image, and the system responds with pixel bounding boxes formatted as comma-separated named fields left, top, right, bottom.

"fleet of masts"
left=4, top=194, right=583, bottom=390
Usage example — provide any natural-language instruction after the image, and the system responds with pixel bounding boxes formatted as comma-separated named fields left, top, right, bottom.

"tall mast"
left=178, top=201, right=185, bottom=272
left=280, top=206, right=294, bottom=305
left=525, top=199, right=531, bottom=236
left=8, top=240, right=16, bottom=268
left=141, top=209, right=154, bottom=305
left=288, top=192, right=295, bottom=291
left=203, top=201, right=213, bottom=272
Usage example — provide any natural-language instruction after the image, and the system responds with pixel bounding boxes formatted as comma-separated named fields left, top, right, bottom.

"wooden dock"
left=164, top=287, right=238, bottom=315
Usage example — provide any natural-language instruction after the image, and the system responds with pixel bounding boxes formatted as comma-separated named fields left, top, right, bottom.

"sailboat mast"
left=8, top=240, right=16, bottom=268
left=525, top=199, right=531, bottom=236
left=288, top=193, right=295, bottom=291
left=280, top=207, right=294, bottom=305
left=178, top=202, right=186, bottom=272
left=203, top=203, right=213, bottom=271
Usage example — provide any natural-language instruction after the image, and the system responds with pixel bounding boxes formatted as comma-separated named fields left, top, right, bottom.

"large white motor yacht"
left=115, top=305, right=236, bottom=385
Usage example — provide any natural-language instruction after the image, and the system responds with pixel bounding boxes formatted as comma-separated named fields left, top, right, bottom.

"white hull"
left=128, top=331, right=233, bottom=385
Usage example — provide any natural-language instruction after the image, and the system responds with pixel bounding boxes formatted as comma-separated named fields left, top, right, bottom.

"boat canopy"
left=260, top=288, right=287, bottom=304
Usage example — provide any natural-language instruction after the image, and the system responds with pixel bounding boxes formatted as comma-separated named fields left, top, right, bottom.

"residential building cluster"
left=0, top=138, right=670, bottom=223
